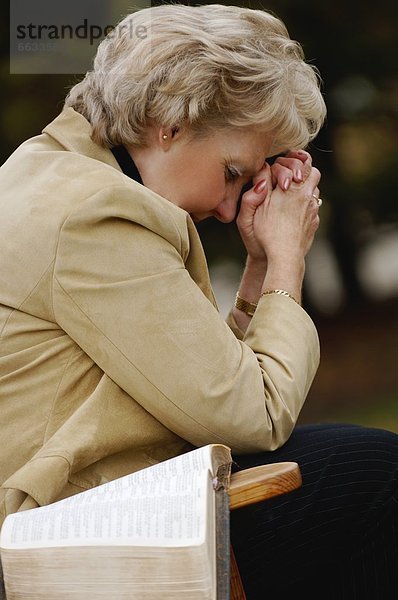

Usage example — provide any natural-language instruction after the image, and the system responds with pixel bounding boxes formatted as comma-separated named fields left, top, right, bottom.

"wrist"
left=265, top=256, right=305, bottom=281
left=234, top=293, right=258, bottom=317
left=261, top=258, right=305, bottom=306
left=260, top=288, right=300, bottom=305
left=234, top=254, right=268, bottom=308
left=240, top=255, right=268, bottom=298
left=245, top=254, right=268, bottom=274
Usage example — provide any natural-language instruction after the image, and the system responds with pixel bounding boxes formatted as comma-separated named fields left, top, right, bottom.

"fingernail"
left=295, top=169, right=303, bottom=182
left=253, top=179, right=267, bottom=194
left=283, top=178, right=290, bottom=190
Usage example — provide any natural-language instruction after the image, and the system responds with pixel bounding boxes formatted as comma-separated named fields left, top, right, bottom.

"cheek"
left=205, top=171, right=227, bottom=199
left=186, top=173, right=227, bottom=212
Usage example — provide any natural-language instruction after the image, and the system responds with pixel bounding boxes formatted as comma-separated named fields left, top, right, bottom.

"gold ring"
left=312, top=194, right=322, bottom=207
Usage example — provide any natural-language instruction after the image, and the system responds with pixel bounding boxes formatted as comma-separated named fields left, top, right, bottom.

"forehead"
left=216, top=128, right=274, bottom=173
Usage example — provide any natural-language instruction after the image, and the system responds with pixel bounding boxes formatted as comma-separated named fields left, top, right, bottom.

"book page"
left=0, top=444, right=231, bottom=551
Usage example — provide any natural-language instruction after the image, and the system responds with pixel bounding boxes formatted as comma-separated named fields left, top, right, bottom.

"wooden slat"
left=230, top=545, right=247, bottom=600
left=228, top=462, right=302, bottom=511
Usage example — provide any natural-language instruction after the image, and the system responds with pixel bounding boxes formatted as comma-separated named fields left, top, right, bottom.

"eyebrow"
left=231, top=160, right=265, bottom=177
left=225, top=154, right=255, bottom=173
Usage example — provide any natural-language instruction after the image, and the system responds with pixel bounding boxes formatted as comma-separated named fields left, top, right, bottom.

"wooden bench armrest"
left=229, top=461, right=302, bottom=510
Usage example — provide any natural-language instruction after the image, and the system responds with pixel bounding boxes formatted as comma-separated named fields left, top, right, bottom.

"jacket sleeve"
left=53, top=186, right=320, bottom=454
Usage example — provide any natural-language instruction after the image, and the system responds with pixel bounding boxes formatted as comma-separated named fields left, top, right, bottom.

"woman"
left=1, top=4, right=397, bottom=598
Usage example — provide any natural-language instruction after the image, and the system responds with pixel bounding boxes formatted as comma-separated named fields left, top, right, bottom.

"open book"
left=0, top=444, right=232, bottom=600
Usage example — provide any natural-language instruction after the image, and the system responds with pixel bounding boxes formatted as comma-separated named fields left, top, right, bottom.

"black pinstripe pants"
left=230, top=423, right=398, bottom=599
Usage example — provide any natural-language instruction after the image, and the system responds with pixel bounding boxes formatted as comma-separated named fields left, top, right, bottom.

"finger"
left=273, top=156, right=313, bottom=189
left=286, top=149, right=313, bottom=166
left=271, top=161, right=303, bottom=190
left=237, top=167, right=272, bottom=228
left=302, top=167, right=321, bottom=199
left=252, top=161, right=271, bottom=185
left=248, top=163, right=272, bottom=193
left=288, top=150, right=313, bottom=181
left=311, top=187, right=320, bottom=203
left=284, top=150, right=313, bottom=177
left=274, top=156, right=304, bottom=177
left=273, top=166, right=321, bottom=205
left=240, top=177, right=269, bottom=212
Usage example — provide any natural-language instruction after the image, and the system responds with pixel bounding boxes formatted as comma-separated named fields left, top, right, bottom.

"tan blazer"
left=0, top=108, right=320, bottom=524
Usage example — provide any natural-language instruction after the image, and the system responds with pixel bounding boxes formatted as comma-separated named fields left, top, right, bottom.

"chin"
left=190, top=212, right=212, bottom=223
left=190, top=213, right=204, bottom=223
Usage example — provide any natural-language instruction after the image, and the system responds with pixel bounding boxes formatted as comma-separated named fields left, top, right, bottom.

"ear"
left=158, top=126, right=181, bottom=149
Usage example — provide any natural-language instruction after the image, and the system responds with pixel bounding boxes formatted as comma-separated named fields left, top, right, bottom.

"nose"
left=213, top=196, right=238, bottom=223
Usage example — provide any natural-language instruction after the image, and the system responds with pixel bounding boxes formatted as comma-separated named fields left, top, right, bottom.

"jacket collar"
left=42, top=107, right=122, bottom=173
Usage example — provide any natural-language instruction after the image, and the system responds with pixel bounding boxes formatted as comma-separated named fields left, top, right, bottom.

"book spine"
left=0, top=557, right=6, bottom=600
left=215, top=487, right=230, bottom=600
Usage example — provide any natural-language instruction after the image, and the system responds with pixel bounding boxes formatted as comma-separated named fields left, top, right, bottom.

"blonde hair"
left=65, top=4, right=326, bottom=155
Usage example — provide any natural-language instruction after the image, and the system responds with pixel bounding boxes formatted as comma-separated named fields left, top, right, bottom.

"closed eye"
left=224, top=165, right=241, bottom=183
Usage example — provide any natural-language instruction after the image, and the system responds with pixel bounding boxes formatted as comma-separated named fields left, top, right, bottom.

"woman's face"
left=130, top=127, right=274, bottom=223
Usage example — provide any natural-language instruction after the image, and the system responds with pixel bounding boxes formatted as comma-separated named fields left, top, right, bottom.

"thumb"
left=240, top=178, right=268, bottom=212
left=237, top=178, right=269, bottom=232
left=241, top=161, right=272, bottom=210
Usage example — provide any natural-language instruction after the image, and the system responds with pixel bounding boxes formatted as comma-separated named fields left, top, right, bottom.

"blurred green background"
left=2, top=1, right=397, bottom=430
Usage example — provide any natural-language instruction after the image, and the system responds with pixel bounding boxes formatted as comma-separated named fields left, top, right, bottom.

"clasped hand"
left=236, top=150, right=321, bottom=263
